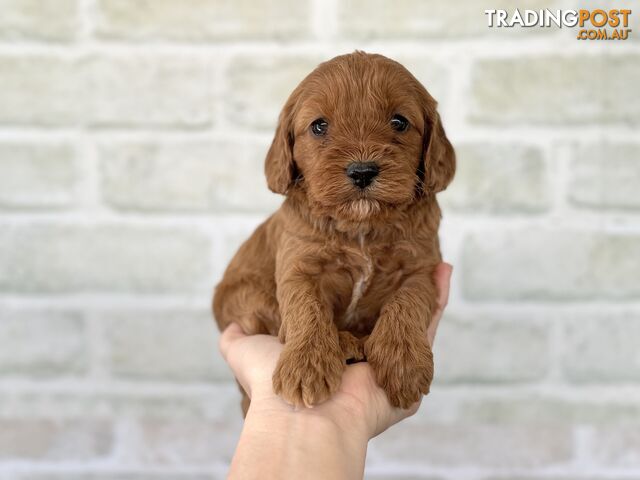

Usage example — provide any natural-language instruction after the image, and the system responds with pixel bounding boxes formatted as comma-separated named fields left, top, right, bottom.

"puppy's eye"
left=310, top=118, right=328, bottom=136
left=390, top=114, right=409, bottom=132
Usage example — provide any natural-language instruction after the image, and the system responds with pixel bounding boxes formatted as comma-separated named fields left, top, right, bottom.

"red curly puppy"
left=213, top=51, right=455, bottom=413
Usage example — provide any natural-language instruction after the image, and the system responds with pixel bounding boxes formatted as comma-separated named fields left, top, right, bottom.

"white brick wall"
left=0, top=1, right=638, bottom=479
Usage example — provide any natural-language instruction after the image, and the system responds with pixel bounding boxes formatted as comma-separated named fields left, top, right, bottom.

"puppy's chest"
left=329, top=235, right=407, bottom=332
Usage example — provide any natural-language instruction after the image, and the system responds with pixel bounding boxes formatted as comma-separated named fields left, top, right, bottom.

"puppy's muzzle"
left=346, top=162, right=379, bottom=189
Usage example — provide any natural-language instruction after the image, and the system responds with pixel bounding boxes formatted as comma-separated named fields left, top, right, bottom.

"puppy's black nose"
left=346, top=162, right=379, bottom=189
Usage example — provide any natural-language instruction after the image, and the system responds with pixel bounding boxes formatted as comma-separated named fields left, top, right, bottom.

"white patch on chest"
left=343, top=232, right=374, bottom=327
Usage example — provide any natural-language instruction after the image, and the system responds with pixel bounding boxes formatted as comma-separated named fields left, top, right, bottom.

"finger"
left=219, top=323, right=258, bottom=395
left=219, top=324, right=285, bottom=399
left=435, top=262, right=453, bottom=313
left=219, top=323, right=246, bottom=362
left=427, top=262, right=453, bottom=345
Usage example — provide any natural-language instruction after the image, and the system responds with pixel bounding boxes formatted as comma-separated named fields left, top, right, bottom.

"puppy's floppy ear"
left=265, top=95, right=297, bottom=195
left=422, top=110, right=456, bottom=193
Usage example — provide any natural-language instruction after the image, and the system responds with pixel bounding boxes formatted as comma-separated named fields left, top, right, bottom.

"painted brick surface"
left=0, top=310, right=87, bottom=377
left=0, top=142, right=77, bottom=209
left=470, top=56, right=640, bottom=125
left=568, top=142, right=640, bottom=210
left=440, top=143, right=550, bottom=214
left=0, top=224, right=212, bottom=293
left=95, top=0, right=310, bottom=41
left=462, top=229, right=640, bottom=301
left=0, top=2, right=638, bottom=479
left=0, top=0, right=78, bottom=42
left=99, top=139, right=278, bottom=212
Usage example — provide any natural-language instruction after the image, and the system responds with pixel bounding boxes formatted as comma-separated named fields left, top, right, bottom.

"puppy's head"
left=265, top=51, right=455, bottom=222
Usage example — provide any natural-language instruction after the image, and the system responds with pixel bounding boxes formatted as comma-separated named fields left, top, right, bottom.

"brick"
left=435, top=312, right=549, bottom=384
left=117, top=419, right=240, bottom=465
left=368, top=424, right=572, bottom=467
left=0, top=55, right=80, bottom=126
left=590, top=426, right=640, bottom=467
left=562, top=313, right=640, bottom=383
left=470, top=55, right=640, bottom=125
left=440, top=143, right=549, bottom=214
left=103, top=310, right=232, bottom=382
left=569, top=142, right=640, bottom=210
left=405, top=387, right=640, bottom=427
left=462, top=229, right=640, bottom=301
left=367, top=475, right=442, bottom=480
left=0, top=224, right=211, bottom=293
left=0, top=0, right=77, bottom=41
left=0, top=54, right=213, bottom=128
left=459, top=395, right=640, bottom=425
left=98, top=140, right=281, bottom=212
left=226, top=55, right=322, bottom=129
left=83, top=54, right=214, bottom=128
left=483, top=477, right=630, bottom=480
left=0, top=310, right=86, bottom=377
left=0, top=384, right=241, bottom=420
left=7, top=475, right=219, bottom=480
left=337, top=0, right=561, bottom=38
left=0, top=419, right=113, bottom=461
left=0, top=142, right=76, bottom=209
left=94, top=0, right=309, bottom=41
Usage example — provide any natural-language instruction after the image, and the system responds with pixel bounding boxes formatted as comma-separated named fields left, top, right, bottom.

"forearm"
left=229, top=402, right=368, bottom=480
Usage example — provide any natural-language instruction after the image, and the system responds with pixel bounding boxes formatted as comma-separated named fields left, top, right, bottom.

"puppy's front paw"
left=272, top=342, right=344, bottom=407
left=338, top=331, right=366, bottom=364
left=365, top=334, right=433, bottom=409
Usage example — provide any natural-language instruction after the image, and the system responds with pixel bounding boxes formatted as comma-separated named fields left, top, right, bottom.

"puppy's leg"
left=213, top=279, right=280, bottom=335
left=364, top=269, right=437, bottom=409
left=213, top=219, right=281, bottom=335
left=338, top=331, right=365, bottom=364
left=272, top=277, right=344, bottom=407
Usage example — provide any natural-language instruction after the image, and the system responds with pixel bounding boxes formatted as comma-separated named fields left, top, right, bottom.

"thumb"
left=427, top=262, right=452, bottom=346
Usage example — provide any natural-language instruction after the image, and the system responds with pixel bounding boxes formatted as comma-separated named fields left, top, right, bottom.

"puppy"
left=213, top=51, right=455, bottom=413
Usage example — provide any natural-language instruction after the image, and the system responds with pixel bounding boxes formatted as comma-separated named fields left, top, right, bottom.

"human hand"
left=219, top=262, right=452, bottom=440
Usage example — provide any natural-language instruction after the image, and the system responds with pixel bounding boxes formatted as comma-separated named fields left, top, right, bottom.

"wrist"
left=236, top=398, right=368, bottom=480
left=249, top=392, right=371, bottom=443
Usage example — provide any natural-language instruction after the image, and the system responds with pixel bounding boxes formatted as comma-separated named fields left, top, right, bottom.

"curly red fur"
left=213, top=51, right=455, bottom=413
